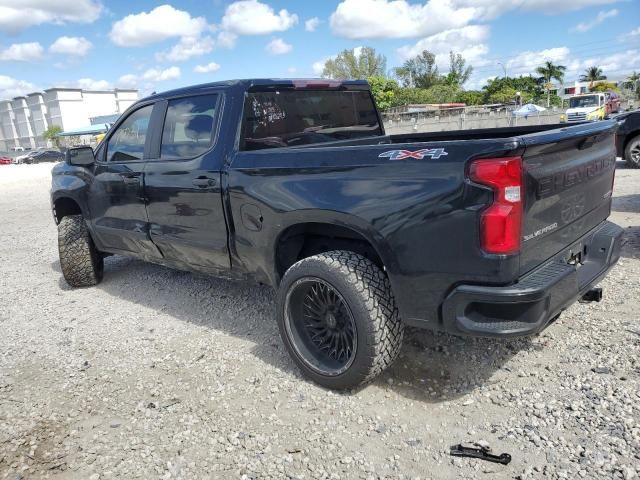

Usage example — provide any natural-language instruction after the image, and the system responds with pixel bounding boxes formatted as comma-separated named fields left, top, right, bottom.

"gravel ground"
left=0, top=163, right=638, bottom=480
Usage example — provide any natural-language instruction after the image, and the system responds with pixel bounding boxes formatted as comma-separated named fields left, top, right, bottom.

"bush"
left=390, top=84, right=459, bottom=107
left=455, top=90, right=484, bottom=105
left=368, top=76, right=398, bottom=111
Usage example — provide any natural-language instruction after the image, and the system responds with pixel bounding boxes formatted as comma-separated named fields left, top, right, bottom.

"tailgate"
left=520, top=120, right=617, bottom=275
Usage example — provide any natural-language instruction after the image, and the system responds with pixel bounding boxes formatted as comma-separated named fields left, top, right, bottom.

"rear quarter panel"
left=227, top=139, right=522, bottom=328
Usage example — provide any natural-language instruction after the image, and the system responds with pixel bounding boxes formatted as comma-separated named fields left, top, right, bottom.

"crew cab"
left=51, top=79, right=622, bottom=389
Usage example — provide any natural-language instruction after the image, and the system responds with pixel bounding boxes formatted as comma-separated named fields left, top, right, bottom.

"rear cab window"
left=240, top=89, right=382, bottom=151
left=160, top=94, right=218, bottom=160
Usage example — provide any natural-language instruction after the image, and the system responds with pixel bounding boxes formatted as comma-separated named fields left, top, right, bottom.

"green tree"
left=43, top=125, right=63, bottom=148
left=535, top=61, right=567, bottom=107
left=322, top=47, right=386, bottom=80
left=455, top=90, right=484, bottom=105
left=590, top=81, right=619, bottom=92
left=624, top=71, right=640, bottom=98
left=393, top=50, right=440, bottom=88
left=482, top=76, right=543, bottom=104
left=387, top=84, right=460, bottom=108
left=368, top=76, right=398, bottom=111
left=444, top=51, right=473, bottom=87
left=580, top=66, right=606, bottom=82
left=486, top=87, right=519, bottom=104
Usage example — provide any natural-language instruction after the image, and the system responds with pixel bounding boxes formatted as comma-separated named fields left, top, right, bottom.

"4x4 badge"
left=379, top=148, right=448, bottom=160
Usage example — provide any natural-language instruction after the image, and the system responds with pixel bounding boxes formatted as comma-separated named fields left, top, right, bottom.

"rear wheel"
left=625, top=135, right=640, bottom=169
left=276, top=251, right=404, bottom=390
left=58, top=214, right=104, bottom=287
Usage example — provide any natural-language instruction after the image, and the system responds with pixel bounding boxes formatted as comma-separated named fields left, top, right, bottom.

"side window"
left=106, top=104, right=153, bottom=162
left=160, top=94, right=218, bottom=160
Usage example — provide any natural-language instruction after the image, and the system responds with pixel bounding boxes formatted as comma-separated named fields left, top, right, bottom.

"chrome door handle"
left=192, top=177, right=216, bottom=188
left=122, top=176, right=140, bottom=185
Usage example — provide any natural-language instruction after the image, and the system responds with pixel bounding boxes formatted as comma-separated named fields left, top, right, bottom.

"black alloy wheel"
left=284, top=277, right=357, bottom=376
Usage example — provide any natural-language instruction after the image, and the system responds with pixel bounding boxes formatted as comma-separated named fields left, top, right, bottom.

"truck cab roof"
left=143, top=78, right=371, bottom=102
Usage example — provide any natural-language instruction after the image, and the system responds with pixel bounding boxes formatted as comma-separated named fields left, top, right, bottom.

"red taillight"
left=469, top=156, right=523, bottom=255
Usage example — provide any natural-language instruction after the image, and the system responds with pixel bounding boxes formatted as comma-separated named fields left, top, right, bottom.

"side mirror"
left=66, top=146, right=94, bottom=167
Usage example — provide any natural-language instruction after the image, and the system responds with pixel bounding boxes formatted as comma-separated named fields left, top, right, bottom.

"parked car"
left=0, top=155, right=12, bottom=165
left=22, top=149, right=64, bottom=164
left=615, top=109, right=640, bottom=168
left=51, top=79, right=622, bottom=390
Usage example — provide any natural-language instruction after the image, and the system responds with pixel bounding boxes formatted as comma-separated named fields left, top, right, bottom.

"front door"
left=87, top=103, right=162, bottom=259
left=143, top=93, right=230, bottom=271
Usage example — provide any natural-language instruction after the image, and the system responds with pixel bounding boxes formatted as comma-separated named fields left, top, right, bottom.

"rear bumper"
left=441, top=221, right=623, bottom=337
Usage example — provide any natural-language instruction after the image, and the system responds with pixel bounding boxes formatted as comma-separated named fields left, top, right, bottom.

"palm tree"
left=580, top=66, right=607, bottom=83
left=536, top=61, right=567, bottom=107
left=625, top=71, right=640, bottom=98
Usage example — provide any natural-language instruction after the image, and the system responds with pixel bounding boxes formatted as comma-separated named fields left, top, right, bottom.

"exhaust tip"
left=581, top=287, right=603, bottom=303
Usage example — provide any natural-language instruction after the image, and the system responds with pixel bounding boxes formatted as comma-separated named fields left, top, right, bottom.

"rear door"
left=87, top=102, right=162, bottom=259
left=143, top=93, right=230, bottom=271
left=520, top=120, right=617, bottom=274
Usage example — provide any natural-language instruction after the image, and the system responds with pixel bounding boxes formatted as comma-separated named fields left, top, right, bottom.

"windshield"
left=569, top=96, right=600, bottom=108
left=241, top=89, right=382, bottom=151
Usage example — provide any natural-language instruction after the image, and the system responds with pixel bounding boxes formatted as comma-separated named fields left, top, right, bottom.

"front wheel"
left=625, top=135, right=640, bottom=169
left=276, top=251, right=404, bottom=390
left=58, top=214, right=104, bottom=287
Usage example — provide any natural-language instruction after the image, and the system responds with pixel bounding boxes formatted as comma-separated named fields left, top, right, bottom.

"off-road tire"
left=276, top=251, right=404, bottom=390
left=624, top=134, right=640, bottom=169
left=58, top=214, right=103, bottom=287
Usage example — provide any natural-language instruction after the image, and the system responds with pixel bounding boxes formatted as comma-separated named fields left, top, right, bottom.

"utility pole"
left=498, top=62, right=507, bottom=78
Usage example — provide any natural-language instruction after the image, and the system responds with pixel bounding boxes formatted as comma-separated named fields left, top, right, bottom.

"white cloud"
left=49, top=36, right=92, bottom=56
left=287, top=66, right=297, bottom=74
left=76, top=78, right=111, bottom=90
left=504, top=47, right=571, bottom=76
left=194, top=62, right=221, bottom=73
left=0, top=75, right=35, bottom=99
left=620, top=26, right=640, bottom=42
left=0, top=43, right=44, bottom=62
left=116, top=66, right=181, bottom=88
left=572, top=49, right=640, bottom=79
left=330, top=0, right=621, bottom=39
left=397, top=25, right=491, bottom=69
left=571, top=9, right=618, bottom=32
left=141, top=66, right=181, bottom=82
left=221, top=0, right=298, bottom=35
left=156, top=36, right=215, bottom=62
left=312, top=56, right=336, bottom=76
left=451, top=0, right=619, bottom=19
left=330, top=0, right=478, bottom=39
left=117, top=74, right=138, bottom=88
left=265, top=38, right=292, bottom=55
left=216, top=31, right=238, bottom=49
left=0, top=0, right=102, bottom=34
left=305, top=17, right=320, bottom=32
left=109, top=5, right=208, bottom=47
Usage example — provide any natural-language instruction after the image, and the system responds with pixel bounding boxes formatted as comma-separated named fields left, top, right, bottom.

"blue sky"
left=0, top=0, right=639, bottom=99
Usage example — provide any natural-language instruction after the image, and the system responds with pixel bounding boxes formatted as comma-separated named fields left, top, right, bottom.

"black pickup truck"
left=615, top=109, right=640, bottom=168
left=52, top=79, right=623, bottom=389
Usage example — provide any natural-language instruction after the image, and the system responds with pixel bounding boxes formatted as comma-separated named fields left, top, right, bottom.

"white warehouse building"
left=0, top=88, right=138, bottom=151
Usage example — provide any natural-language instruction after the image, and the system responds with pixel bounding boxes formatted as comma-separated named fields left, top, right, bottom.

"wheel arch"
left=271, top=213, right=398, bottom=287
left=52, top=195, right=83, bottom=224
left=623, top=130, right=640, bottom=159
